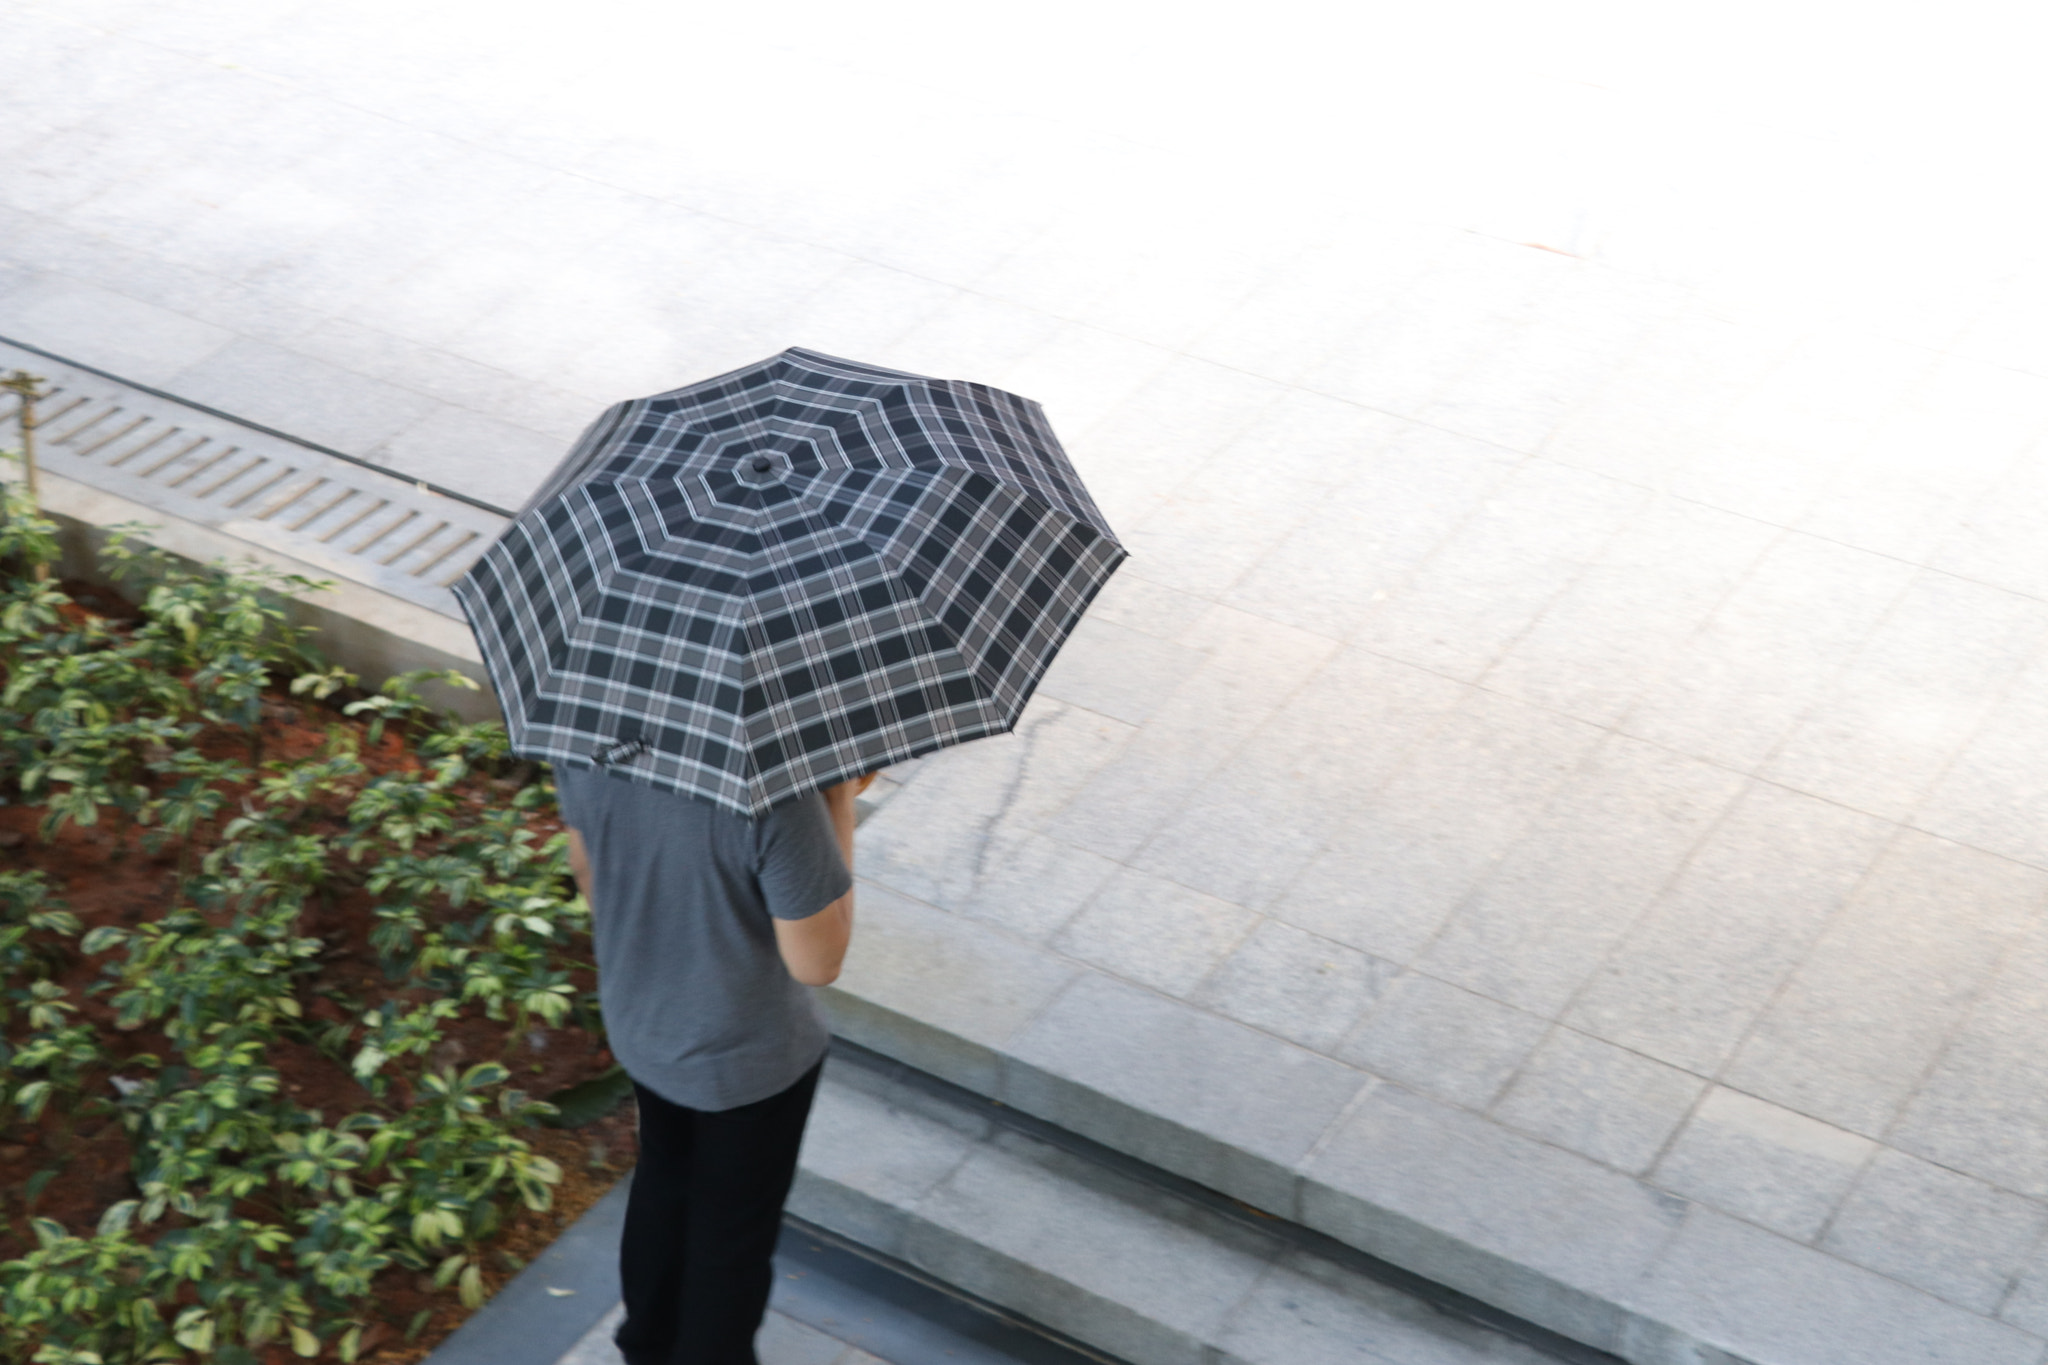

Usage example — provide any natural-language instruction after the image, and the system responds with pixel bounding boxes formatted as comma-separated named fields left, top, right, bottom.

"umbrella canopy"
left=451, top=347, right=1125, bottom=818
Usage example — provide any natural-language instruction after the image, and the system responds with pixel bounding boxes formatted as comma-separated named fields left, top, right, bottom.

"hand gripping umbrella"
left=451, top=348, right=1125, bottom=818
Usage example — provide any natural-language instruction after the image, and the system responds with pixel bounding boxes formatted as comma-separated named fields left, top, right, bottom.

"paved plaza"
left=7, top=4, right=2048, bottom=1363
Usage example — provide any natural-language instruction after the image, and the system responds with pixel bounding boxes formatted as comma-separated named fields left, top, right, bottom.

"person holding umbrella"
left=452, top=349, right=1125, bottom=1365
left=557, top=761, right=871, bottom=1364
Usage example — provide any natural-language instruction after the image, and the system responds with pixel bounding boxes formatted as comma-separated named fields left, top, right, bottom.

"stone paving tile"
left=1723, top=830, right=2048, bottom=1137
left=1562, top=781, right=1894, bottom=1075
left=1063, top=353, right=1291, bottom=530
left=1935, top=448, right=2048, bottom=601
left=878, top=290, right=1068, bottom=394
left=56, top=98, right=348, bottom=260
left=1041, top=606, right=1337, bottom=862
left=1075, top=568, right=1213, bottom=645
left=1004, top=973, right=1368, bottom=1214
left=1301, top=237, right=1569, bottom=419
left=1997, top=1239, right=2048, bottom=1338
left=1117, top=405, right=1401, bottom=608
left=1270, top=689, right=1604, bottom=964
left=161, top=336, right=445, bottom=454
left=1180, top=226, right=1452, bottom=385
left=1798, top=357, right=2048, bottom=564
left=1537, top=309, right=1796, bottom=487
left=947, top=829, right=1121, bottom=944
left=1665, top=332, right=1941, bottom=527
left=0, top=222, right=330, bottom=346
left=1033, top=616, right=1209, bottom=729
left=1413, top=265, right=1676, bottom=456
left=1192, top=919, right=1398, bottom=1055
left=1649, top=1086, right=1874, bottom=1243
left=1917, top=647, right=2048, bottom=870
left=557, top=1306, right=852, bottom=1365
left=285, top=315, right=602, bottom=442
left=1349, top=459, right=1646, bottom=683
left=757, top=1313, right=852, bottom=1365
left=1822, top=1147, right=2048, bottom=1315
left=0, top=271, right=234, bottom=383
left=824, top=884, right=1078, bottom=1096
left=1488, top=1028, right=1705, bottom=1176
left=1763, top=570, right=2048, bottom=822
left=1479, top=497, right=1777, bottom=727
left=1051, top=866, right=1259, bottom=999
left=1338, top=973, right=1550, bottom=1112
left=370, top=407, right=573, bottom=513
left=1617, top=530, right=1919, bottom=772
left=1418, top=732, right=1745, bottom=1017
left=1069, top=236, right=1281, bottom=357
left=991, top=322, right=1182, bottom=442
left=1629, top=1208, right=2045, bottom=1365
left=854, top=696, right=1132, bottom=914
left=1128, top=647, right=1469, bottom=909
left=1891, top=929, right=2048, bottom=1199
left=1219, top=424, right=1516, bottom=642
left=759, top=259, right=959, bottom=371
left=555, top=1303, right=625, bottom=1365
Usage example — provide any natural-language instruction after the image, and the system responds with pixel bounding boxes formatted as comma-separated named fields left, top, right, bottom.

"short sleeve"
left=755, top=790, right=852, bottom=921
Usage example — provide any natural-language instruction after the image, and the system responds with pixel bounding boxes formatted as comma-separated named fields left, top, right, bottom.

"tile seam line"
left=0, top=331, right=516, bottom=518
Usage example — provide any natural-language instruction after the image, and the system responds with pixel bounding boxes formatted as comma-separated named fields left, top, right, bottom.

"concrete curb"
left=37, top=467, right=500, bottom=721
left=425, top=1179, right=629, bottom=1365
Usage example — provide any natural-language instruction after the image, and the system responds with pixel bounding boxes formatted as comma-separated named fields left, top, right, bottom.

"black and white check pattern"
left=451, top=348, right=1126, bottom=818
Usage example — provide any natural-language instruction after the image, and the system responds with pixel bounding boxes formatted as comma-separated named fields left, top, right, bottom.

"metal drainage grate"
left=0, top=338, right=510, bottom=621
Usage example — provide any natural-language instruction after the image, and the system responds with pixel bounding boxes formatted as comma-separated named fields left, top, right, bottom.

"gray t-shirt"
left=553, top=765, right=851, bottom=1112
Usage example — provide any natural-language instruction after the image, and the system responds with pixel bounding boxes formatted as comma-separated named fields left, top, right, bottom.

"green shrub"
left=0, top=484, right=600, bottom=1362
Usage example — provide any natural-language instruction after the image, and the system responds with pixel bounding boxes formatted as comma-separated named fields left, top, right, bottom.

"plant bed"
left=0, top=490, right=638, bottom=1364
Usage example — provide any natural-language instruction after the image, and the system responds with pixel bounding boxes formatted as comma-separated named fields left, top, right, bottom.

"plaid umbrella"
left=451, top=347, right=1125, bottom=818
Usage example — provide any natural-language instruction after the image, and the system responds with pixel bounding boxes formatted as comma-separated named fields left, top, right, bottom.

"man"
left=559, top=765, right=876, bottom=1365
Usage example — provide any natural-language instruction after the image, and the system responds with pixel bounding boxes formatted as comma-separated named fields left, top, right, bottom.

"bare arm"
left=565, top=826, right=592, bottom=904
left=771, top=774, right=873, bottom=987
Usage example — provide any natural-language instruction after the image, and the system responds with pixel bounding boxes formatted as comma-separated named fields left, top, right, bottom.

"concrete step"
left=429, top=1042, right=1592, bottom=1365
left=787, top=1044, right=1599, bottom=1365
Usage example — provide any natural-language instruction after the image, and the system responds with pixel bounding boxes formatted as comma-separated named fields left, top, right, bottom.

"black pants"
left=614, top=1060, right=824, bottom=1365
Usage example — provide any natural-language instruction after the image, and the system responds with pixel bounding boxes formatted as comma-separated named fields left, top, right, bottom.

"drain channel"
left=0, top=335, right=511, bottom=621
